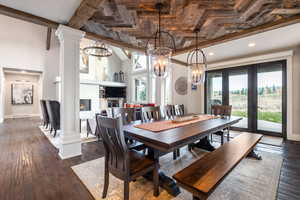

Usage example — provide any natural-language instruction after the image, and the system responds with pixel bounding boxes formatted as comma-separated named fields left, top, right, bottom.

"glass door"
left=256, top=63, right=284, bottom=135
left=229, top=69, right=248, bottom=129
left=206, top=72, right=223, bottom=114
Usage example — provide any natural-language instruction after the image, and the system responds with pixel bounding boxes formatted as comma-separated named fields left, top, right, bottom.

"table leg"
left=247, top=149, right=262, bottom=160
left=144, top=148, right=181, bottom=197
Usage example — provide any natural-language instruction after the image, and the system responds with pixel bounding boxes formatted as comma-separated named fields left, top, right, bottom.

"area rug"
left=39, top=125, right=97, bottom=149
left=72, top=147, right=282, bottom=200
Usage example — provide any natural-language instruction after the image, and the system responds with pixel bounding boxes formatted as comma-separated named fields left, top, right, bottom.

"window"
left=132, top=53, right=147, bottom=71
left=133, top=76, right=148, bottom=103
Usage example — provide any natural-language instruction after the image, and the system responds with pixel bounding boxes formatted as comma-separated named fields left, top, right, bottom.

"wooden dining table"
left=123, top=115, right=242, bottom=196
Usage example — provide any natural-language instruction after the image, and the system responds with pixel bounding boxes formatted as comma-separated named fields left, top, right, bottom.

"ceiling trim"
left=174, top=14, right=300, bottom=56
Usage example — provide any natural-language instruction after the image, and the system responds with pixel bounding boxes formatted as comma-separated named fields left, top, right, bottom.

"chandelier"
left=187, top=29, right=207, bottom=85
left=146, top=2, right=176, bottom=78
left=83, top=41, right=112, bottom=57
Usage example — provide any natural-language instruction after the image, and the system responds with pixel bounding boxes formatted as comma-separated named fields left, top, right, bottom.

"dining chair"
left=112, top=107, right=136, bottom=125
left=163, top=105, right=176, bottom=119
left=174, top=104, right=184, bottom=116
left=96, top=115, right=159, bottom=200
left=46, top=100, right=60, bottom=137
left=40, top=100, right=50, bottom=129
left=211, top=105, right=232, bottom=145
left=141, top=106, right=161, bottom=122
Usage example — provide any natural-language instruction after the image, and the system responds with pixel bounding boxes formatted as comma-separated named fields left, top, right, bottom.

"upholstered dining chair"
left=40, top=100, right=49, bottom=129
left=211, top=105, right=232, bottom=145
left=46, top=100, right=60, bottom=137
left=96, top=115, right=159, bottom=200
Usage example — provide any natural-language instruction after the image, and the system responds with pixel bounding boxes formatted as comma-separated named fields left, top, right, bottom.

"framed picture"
left=80, top=50, right=89, bottom=73
left=191, top=84, right=197, bottom=90
left=11, top=83, right=33, bottom=105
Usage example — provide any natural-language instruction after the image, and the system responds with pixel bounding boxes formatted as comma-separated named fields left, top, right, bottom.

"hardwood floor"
left=0, top=117, right=299, bottom=200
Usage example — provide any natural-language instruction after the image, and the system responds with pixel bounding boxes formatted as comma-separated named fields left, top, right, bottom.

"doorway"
left=205, top=60, right=287, bottom=138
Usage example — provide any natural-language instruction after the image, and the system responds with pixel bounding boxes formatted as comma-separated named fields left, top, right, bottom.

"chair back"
left=174, top=104, right=184, bottom=116
left=211, top=105, right=232, bottom=118
left=141, top=106, right=161, bottom=122
left=46, top=100, right=60, bottom=130
left=96, top=115, right=129, bottom=178
left=112, top=107, right=136, bottom=125
left=40, top=100, right=49, bottom=124
left=163, top=105, right=175, bottom=119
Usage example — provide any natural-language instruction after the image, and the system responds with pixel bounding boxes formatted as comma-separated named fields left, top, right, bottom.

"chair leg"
left=153, top=162, right=159, bottom=197
left=124, top=180, right=129, bottom=200
left=173, top=150, right=177, bottom=160
left=177, top=148, right=180, bottom=157
left=221, top=133, right=224, bottom=145
left=54, top=130, right=57, bottom=137
left=227, top=130, right=230, bottom=142
left=188, top=144, right=193, bottom=151
left=102, top=165, right=109, bottom=198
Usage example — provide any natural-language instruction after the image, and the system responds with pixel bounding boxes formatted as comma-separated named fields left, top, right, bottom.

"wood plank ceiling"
left=68, top=0, right=300, bottom=54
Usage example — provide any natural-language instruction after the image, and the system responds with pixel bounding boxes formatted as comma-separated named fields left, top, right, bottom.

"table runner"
left=134, top=115, right=216, bottom=132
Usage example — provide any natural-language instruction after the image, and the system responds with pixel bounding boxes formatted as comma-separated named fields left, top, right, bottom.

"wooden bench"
left=173, top=133, right=263, bottom=200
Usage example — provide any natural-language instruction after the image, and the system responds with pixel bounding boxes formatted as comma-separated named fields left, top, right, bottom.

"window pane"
left=206, top=72, right=222, bottom=114
left=134, top=76, right=147, bottom=102
left=229, top=70, right=248, bottom=128
left=133, top=53, right=147, bottom=71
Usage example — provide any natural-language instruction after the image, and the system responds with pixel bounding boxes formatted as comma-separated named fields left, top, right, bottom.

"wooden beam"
left=0, top=4, right=58, bottom=28
left=0, top=4, right=144, bottom=52
left=46, top=27, right=52, bottom=51
left=68, top=0, right=105, bottom=29
left=174, top=14, right=300, bottom=55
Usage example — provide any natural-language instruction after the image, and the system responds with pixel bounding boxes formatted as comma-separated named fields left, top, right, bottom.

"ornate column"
left=55, top=25, right=85, bottom=159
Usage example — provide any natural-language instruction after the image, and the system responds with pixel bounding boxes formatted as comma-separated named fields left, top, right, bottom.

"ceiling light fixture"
left=146, top=2, right=176, bottom=78
left=83, top=41, right=112, bottom=57
left=209, top=52, right=214, bottom=56
left=187, top=29, right=207, bottom=85
left=248, top=42, right=256, bottom=47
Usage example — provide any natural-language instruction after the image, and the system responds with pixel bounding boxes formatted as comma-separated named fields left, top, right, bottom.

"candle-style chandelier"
left=146, top=2, right=176, bottom=78
left=83, top=41, right=112, bottom=57
left=187, top=29, right=207, bottom=85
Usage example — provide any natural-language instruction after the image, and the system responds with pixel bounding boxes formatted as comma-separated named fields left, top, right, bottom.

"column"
left=55, top=25, right=85, bottom=159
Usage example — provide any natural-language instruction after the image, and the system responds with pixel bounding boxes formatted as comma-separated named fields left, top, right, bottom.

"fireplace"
left=80, top=99, right=91, bottom=111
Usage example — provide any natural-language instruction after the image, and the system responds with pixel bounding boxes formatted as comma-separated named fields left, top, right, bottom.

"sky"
left=212, top=71, right=282, bottom=91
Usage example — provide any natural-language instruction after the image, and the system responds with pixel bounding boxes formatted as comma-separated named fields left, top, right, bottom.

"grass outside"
left=232, top=110, right=282, bottom=123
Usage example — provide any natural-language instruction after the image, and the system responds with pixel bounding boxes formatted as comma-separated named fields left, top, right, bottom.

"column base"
left=59, top=132, right=82, bottom=159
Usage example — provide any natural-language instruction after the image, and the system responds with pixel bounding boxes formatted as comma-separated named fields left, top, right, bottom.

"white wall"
left=0, top=15, right=60, bottom=101
left=4, top=73, right=41, bottom=118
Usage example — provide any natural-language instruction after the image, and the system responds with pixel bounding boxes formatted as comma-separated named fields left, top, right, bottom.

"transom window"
left=132, top=53, right=147, bottom=71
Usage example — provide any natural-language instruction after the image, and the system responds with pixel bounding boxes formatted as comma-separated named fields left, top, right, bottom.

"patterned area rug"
left=72, top=148, right=282, bottom=200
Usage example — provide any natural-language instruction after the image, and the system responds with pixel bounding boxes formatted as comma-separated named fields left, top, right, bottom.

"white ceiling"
left=174, top=23, right=300, bottom=64
left=0, top=0, right=82, bottom=24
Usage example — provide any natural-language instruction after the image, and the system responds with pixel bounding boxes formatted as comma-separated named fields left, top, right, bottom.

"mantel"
left=54, top=77, right=126, bottom=87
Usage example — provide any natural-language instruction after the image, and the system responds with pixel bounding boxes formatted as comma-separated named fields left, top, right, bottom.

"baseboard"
left=287, top=134, right=300, bottom=141
left=5, top=114, right=41, bottom=119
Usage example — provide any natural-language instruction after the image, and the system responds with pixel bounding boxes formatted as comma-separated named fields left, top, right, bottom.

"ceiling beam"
left=174, top=14, right=300, bottom=55
left=46, top=27, right=52, bottom=51
left=68, top=0, right=105, bottom=29
left=0, top=4, right=58, bottom=28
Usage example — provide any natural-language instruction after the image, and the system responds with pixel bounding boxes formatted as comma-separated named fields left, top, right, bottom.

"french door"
left=205, top=60, right=287, bottom=138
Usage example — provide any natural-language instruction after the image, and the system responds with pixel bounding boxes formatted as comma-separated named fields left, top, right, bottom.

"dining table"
left=123, top=115, right=243, bottom=196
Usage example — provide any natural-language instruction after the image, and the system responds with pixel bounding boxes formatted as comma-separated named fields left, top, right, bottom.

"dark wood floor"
left=0, top=118, right=299, bottom=200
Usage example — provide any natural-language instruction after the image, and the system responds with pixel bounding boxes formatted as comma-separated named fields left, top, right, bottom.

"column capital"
left=55, top=25, right=85, bottom=42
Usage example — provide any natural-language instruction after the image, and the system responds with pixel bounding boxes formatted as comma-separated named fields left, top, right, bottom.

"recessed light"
left=208, top=52, right=214, bottom=56
left=248, top=42, right=256, bottom=47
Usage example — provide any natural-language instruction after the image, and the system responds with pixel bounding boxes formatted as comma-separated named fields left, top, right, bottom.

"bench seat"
left=173, top=133, right=263, bottom=200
